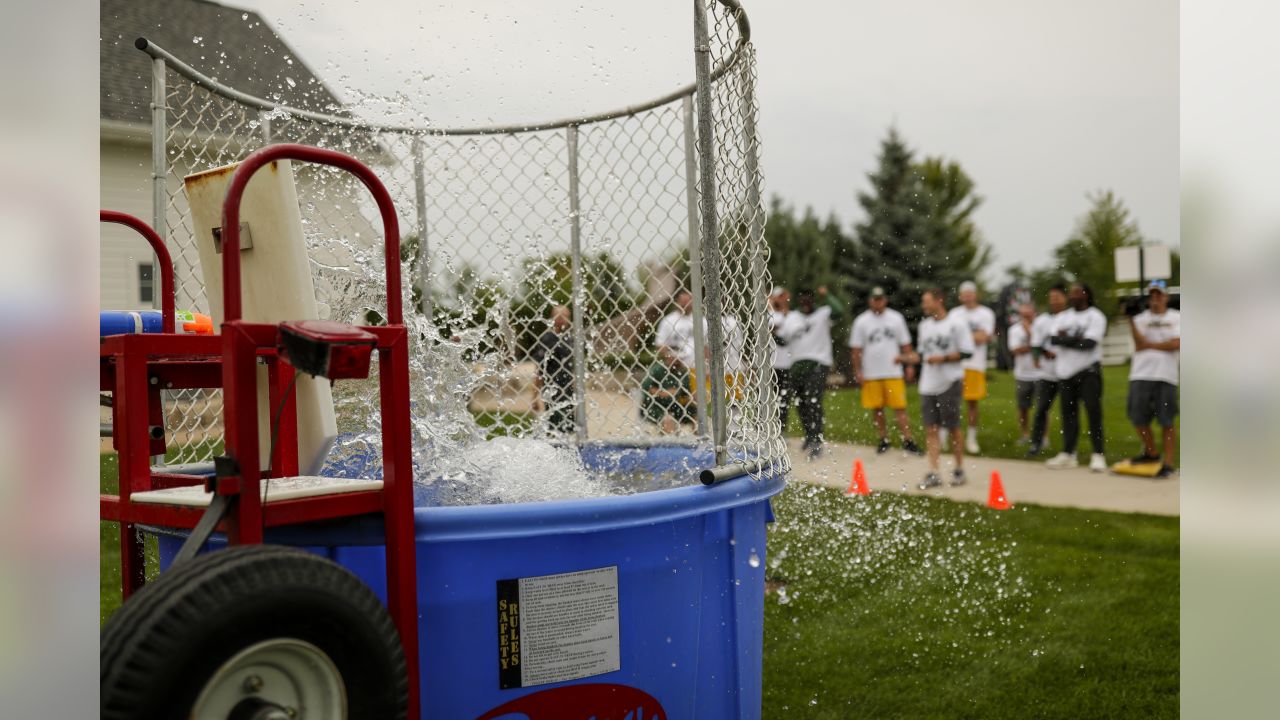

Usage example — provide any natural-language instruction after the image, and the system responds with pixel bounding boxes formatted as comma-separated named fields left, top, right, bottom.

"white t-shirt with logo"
left=916, top=311, right=975, bottom=396
left=1030, top=312, right=1058, bottom=380
left=769, top=310, right=793, bottom=370
left=1050, top=306, right=1107, bottom=380
left=1130, top=309, right=1180, bottom=386
left=951, top=304, right=996, bottom=372
left=655, top=311, right=696, bottom=367
left=847, top=308, right=911, bottom=380
left=779, top=306, right=835, bottom=366
left=1006, top=321, right=1041, bottom=382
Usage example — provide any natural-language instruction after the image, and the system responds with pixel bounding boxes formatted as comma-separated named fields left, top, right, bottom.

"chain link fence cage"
left=138, top=0, right=787, bottom=483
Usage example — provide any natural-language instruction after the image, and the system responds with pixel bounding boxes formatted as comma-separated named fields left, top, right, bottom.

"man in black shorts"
left=1127, top=280, right=1180, bottom=477
left=909, top=288, right=975, bottom=489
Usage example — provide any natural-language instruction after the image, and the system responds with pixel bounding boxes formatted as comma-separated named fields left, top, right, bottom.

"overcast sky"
left=238, top=0, right=1178, bottom=281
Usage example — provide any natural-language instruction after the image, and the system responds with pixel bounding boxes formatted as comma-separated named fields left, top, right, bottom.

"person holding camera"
left=1127, top=280, right=1180, bottom=477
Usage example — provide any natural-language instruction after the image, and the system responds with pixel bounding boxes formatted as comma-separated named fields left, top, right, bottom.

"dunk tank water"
left=153, top=445, right=785, bottom=719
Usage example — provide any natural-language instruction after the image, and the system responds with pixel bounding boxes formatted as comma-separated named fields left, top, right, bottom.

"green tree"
left=841, top=129, right=989, bottom=324
left=917, top=156, right=993, bottom=285
left=1052, top=190, right=1144, bottom=316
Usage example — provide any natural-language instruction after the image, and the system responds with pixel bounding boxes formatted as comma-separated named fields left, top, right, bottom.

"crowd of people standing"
left=531, top=279, right=1179, bottom=485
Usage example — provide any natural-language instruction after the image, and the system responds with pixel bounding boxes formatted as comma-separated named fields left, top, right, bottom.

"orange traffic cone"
left=987, top=470, right=1012, bottom=510
left=846, top=458, right=871, bottom=496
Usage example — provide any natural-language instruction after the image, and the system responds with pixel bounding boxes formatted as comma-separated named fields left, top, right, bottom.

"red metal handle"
left=100, top=210, right=176, bottom=334
left=220, top=144, right=403, bottom=325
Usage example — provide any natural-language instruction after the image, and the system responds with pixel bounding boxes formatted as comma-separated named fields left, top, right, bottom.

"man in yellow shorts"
left=848, top=287, right=922, bottom=455
left=950, top=281, right=996, bottom=454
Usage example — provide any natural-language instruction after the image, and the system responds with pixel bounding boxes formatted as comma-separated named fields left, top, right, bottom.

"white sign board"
left=1115, top=245, right=1172, bottom=283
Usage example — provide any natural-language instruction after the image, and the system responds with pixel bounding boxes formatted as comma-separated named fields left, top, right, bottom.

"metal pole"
left=682, top=96, right=709, bottom=438
left=150, top=56, right=168, bottom=468
left=150, top=56, right=167, bottom=291
left=566, top=125, right=589, bottom=442
left=412, top=136, right=432, bottom=321
left=693, top=0, right=728, bottom=464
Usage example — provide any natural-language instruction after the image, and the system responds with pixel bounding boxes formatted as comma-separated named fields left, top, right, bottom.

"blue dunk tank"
left=102, top=5, right=782, bottom=716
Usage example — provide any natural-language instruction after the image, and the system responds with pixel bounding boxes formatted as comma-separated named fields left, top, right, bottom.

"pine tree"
left=839, top=130, right=990, bottom=324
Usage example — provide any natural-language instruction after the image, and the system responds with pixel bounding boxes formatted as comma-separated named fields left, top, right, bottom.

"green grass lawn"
left=792, top=365, right=1179, bottom=466
left=763, top=483, right=1179, bottom=718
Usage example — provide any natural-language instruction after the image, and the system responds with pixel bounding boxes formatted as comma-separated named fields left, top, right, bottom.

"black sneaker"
left=807, top=443, right=824, bottom=460
left=801, top=437, right=814, bottom=452
left=1130, top=452, right=1160, bottom=465
left=876, top=437, right=891, bottom=455
left=950, top=469, right=967, bottom=487
left=1155, top=465, right=1176, bottom=478
left=902, top=438, right=924, bottom=456
left=918, top=472, right=942, bottom=490
left=1024, top=444, right=1041, bottom=458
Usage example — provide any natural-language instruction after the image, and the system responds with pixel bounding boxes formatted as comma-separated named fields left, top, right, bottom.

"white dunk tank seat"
left=129, top=477, right=383, bottom=507
left=183, top=159, right=338, bottom=475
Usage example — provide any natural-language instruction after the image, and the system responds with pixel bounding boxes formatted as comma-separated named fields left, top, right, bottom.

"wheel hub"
left=192, top=638, right=346, bottom=720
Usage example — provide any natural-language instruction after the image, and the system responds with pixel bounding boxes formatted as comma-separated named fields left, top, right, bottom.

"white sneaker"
left=1089, top=453, right=1108, bottom=473
left=965, top=434, right=981, bottom=455
left=1046, top=452, right=1078, bottom=469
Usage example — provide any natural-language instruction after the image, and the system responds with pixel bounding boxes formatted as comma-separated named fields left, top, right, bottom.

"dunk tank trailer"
left=100, top=2, right=786, bottom=718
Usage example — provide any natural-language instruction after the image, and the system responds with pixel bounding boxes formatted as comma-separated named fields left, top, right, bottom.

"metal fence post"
left=150, top=56, right=167, bottom=273
left=693, top=0, right=728, bottom=464
left=150, top=56, right=168, bottom=468
left=412, top=136, right=432, bottom=321
left=682, top=95, right=710, bottom=438
left=566, top=124, right=589, bottom=442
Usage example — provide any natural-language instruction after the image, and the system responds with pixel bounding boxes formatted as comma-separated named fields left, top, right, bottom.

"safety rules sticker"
left=497, top=566, right=620, bottom=689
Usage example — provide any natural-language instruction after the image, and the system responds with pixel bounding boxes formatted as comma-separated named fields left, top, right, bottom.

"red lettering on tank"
left=474, top=683, right=667, bottom=720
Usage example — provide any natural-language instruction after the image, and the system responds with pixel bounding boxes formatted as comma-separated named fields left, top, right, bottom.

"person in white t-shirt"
left=1026, top=285, right=1068, bottom=457
left=654, top=289, right=697, bottom=371
left=777, top=286, right=845, bottom=458
left=905, top=287, right=975, bottom=489
left=1127, top=280, right=1180, bottom=477
left=1006, top=302, right=1041, bottom=445
left=768, top=287, right=794, bottom=433
left=848, top=286, right=922, bottom=455
left=949, top=281, right=996, bottom=455
left=1045, top=282, right=1108, bottom=472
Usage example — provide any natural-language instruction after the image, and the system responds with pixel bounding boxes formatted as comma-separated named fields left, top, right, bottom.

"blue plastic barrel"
left=153, top=444, right=784, bottom=719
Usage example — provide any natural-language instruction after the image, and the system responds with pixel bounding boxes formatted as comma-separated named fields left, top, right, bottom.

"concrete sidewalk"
left=785, top=437, right=1180, bottom=516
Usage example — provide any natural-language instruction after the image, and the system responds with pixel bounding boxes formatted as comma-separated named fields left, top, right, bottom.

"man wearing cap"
left=949, top=280, right=996, bottom=455
left=848, top=286, right=923, bottom=455
left=1127, top=280, right=1180, bottom=477
left=768, top=287, right=794, bottom=433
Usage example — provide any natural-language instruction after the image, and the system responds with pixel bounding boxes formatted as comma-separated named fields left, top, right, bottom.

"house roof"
left=101, top=0, right=350, bottom=128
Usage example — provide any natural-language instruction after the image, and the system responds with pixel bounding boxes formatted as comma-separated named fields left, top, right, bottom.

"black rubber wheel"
left=101, top=545, right=408, bottom=719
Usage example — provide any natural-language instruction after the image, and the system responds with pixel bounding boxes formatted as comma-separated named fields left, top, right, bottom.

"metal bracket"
left=171, top=493, right=234, bottom=566
left=211, top=221, right=253, bottom=253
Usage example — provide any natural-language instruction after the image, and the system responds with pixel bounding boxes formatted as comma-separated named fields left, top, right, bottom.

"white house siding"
left=101, top=125, right=383, bottom=319
left=100, top=132, right=157, bottom=311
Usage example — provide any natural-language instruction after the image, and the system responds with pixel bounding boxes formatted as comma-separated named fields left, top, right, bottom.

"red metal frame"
left=100, top=144, right=421, bottom=718
left=100, top=210, right=176, bottom=334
